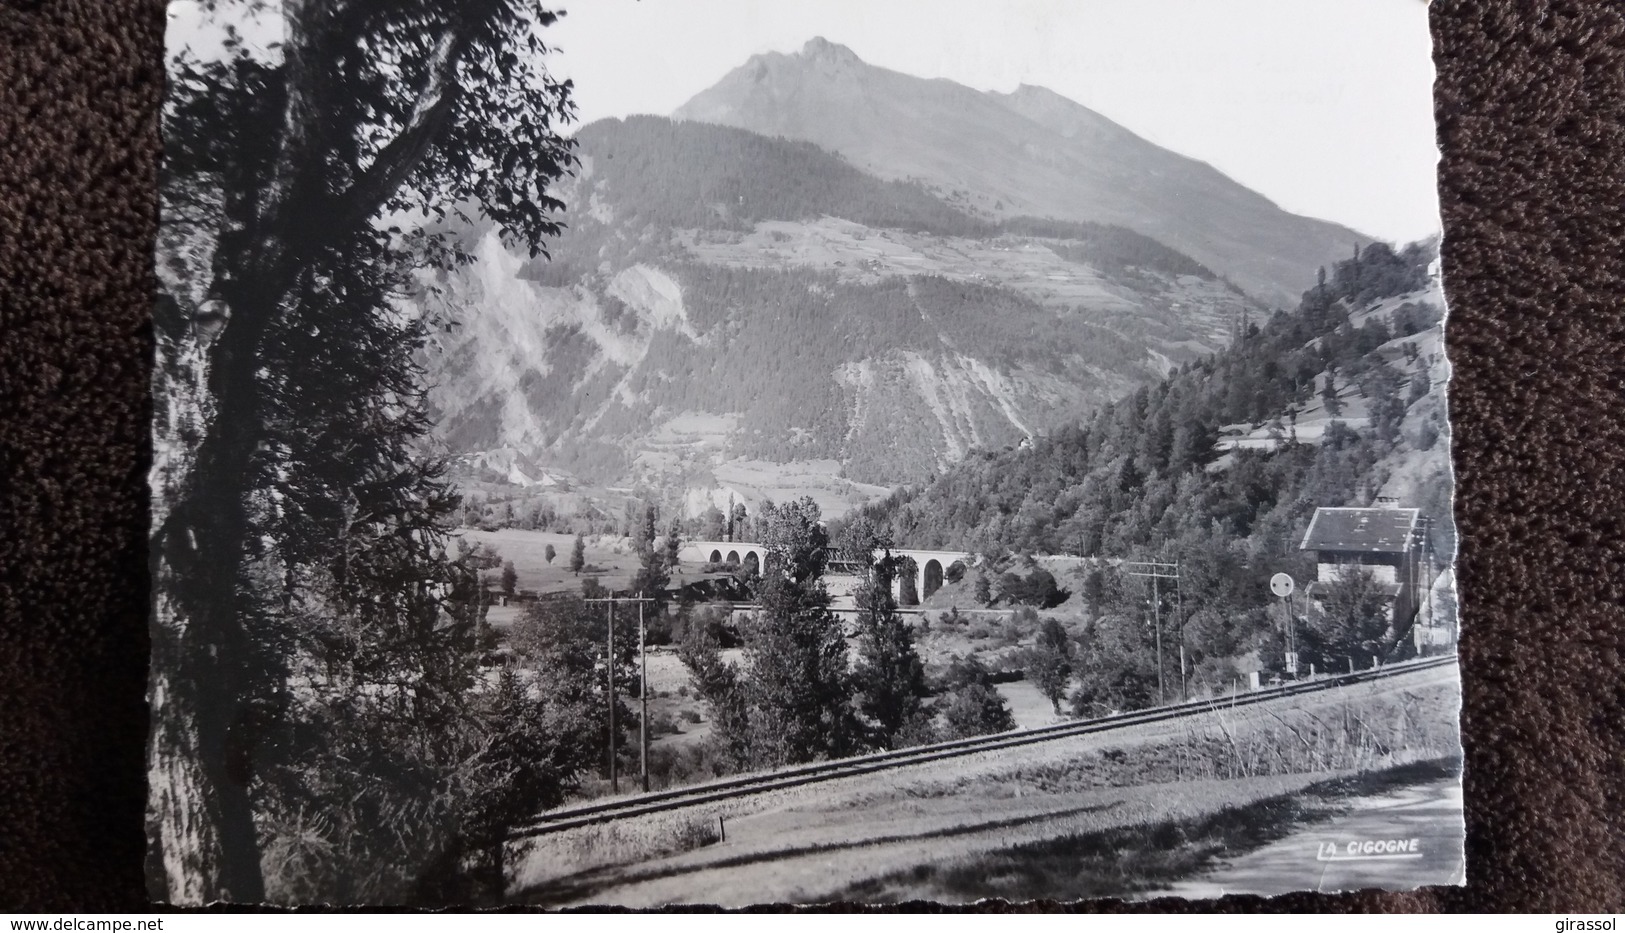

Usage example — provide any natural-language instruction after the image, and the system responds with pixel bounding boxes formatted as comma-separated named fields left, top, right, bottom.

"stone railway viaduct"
left=676, top=541, right=972, bottom=605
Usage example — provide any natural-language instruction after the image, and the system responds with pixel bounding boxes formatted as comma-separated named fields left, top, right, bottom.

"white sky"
left=545, top=0, right=1443, bottom=244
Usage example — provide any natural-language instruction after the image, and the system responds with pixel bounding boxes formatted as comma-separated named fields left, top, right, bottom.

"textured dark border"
left=2, top=0, right=1622, bottom=912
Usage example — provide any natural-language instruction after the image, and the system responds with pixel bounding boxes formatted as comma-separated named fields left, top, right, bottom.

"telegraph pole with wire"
left=1122, top=561, right=1181, bottom=704
left=584, top=590, right=657, bottom=794
left=638, top=594, right=649, bottom=792
left=1176, top=574, right=1185, bottom=700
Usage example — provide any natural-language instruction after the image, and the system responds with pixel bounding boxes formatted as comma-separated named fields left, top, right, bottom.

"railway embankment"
left=512, top=657, right=1460, bottom=906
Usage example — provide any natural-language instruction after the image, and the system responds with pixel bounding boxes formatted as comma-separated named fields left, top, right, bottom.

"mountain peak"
left=994, top=82, right=1123, bottom=141
left=1005, top=83, right=1066, bottom=102
left=673, top=44, right=1367, bottom=305
left=797, top=36, right=863, bottom=66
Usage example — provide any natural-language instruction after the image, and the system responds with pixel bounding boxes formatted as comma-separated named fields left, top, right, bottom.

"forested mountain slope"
left=850, top=240, right=1451, bottom=566
left=838, top=239, right=1450, bottom=700
left=416, top=115, right=1258, bottom=506
left=674, top=38, right=1369, bottom=308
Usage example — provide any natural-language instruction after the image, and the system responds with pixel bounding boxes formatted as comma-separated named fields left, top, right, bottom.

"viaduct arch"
left=676, top=541, right=971, bottom=605
left=886, top=549, right=973, bottom=606
left=679, top=540, right=767, bottom=575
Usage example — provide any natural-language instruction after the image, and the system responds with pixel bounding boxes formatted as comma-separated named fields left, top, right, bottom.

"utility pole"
left=1419, top=514, right=1438, bottom=651
left=1176, top=577, right=1186, bottom=700
left=585, top=591, right=657, bottom=796
left=1122, top=561, right=1180, bottom=705
left=1152, top=573, right=1162, bottom=703
left=639, top=593, right=649, bottom=793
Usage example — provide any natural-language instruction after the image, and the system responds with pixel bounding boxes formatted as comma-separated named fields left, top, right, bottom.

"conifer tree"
left=738, top=498, right=858, bottom=765
left=938, top=656, right=1016, bottom=739
left=664, top=517, right=684, bottom=571
left=974, top=572, right=992, bottom=606
left=1323, top=368, right=1345, bottom=417
left=628, top=514, right=672, bottom=614
left=1029, top=618, right=1075, bottom=715
left=844, top=527, right=929, bottom=747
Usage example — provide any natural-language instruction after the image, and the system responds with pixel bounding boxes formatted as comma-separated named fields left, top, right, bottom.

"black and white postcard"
left=150, top=0, right=1462, bottom=906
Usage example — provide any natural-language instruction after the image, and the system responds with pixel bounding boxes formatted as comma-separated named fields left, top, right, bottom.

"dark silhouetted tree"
left=1312, top=566, right=1393, bottom=668
left=1071, top=613, right=1160, bottom=717
left=150, top=0, right=577, bottom=903
left=628, top=522, right=672, bottom=614
left=1029, top=618, right=1075, bottom=714
left=737, top=497, right=858, bottom=766
left=1323, top=369, right=1344, bottom=417
left=701, top=505, right=725, bottom=541
left=664, top=517, right=683, bottom=571
left=847, top=534, right=929, bottom=747
left=937, top=656, right=1015, bottom=739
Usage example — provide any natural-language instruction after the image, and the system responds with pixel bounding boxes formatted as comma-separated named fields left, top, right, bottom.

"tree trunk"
left=147, top=510, right=267, bottom=905
left=145, top=0, right=494, bottom=900
left=147, top=276, right=280, bottom=903
left=146, top=656, right=264, bottom=903
left=145, top=0, right=338, bottom=899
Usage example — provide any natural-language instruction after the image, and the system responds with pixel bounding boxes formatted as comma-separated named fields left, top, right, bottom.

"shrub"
left=997, top=567, right=1068, bottom=608
left=940, top=683, right=1016, bottom=739
left=974, top=573, right=992, bottom=605
left=942, top=654, right=996, bottom=691
left=670, top=816, right=722, bottom=851
left=1011, top=605, right=1039, bottom=632
left=894, top=709, right=942, bottom=748
left=1418, top=416, right=1441, bottom=451
left=646, top=738, right=736, bottom=789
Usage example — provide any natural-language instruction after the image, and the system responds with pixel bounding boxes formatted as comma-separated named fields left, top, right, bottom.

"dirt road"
left=1159, top=774, right=1465, bottom=898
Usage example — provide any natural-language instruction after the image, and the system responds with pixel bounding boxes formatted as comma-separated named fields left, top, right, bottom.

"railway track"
left=511, top=653, right=1458, bottom=839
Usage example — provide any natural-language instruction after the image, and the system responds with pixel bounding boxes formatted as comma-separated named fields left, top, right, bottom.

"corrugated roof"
left=1299, top=507, right=1419, bottom=553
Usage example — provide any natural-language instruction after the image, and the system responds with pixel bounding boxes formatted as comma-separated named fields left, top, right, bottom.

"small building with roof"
left=1299, top=502, right=1424, bottom=625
